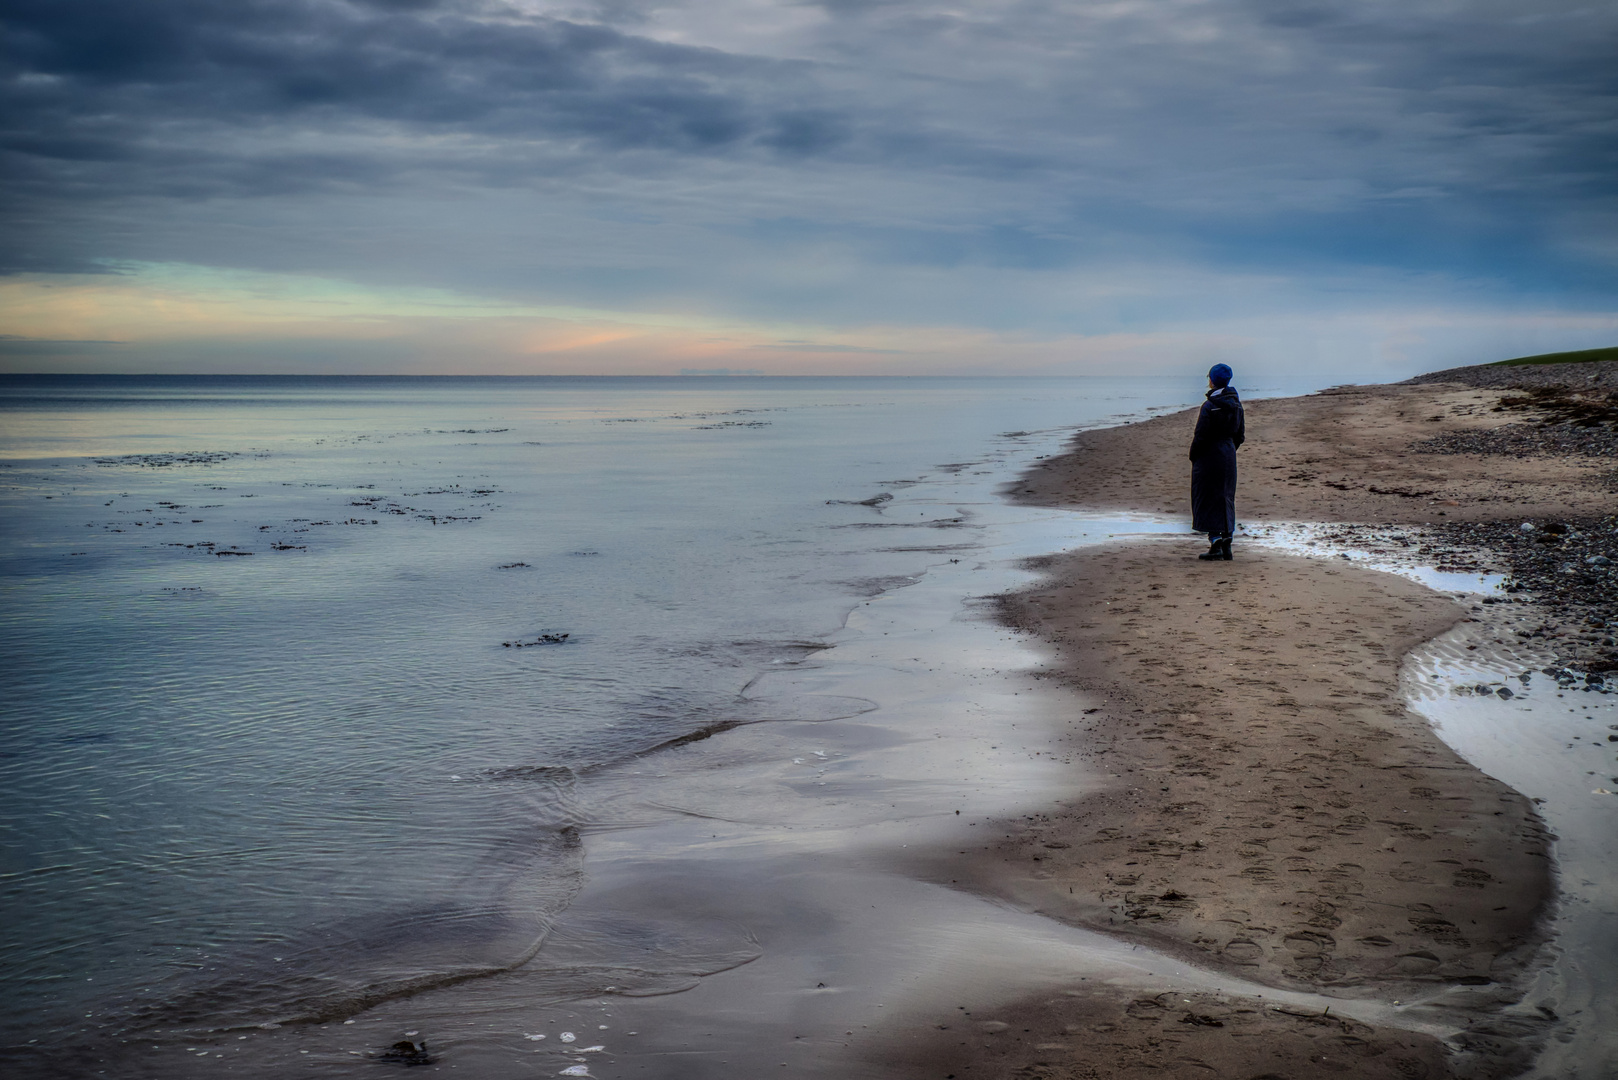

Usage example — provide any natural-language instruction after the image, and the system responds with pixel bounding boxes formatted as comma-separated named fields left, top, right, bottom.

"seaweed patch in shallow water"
left=93, top=451, right=243, bottom=468
left=503, top=633, right=570, bottom=647
left=377, top=1038, right=432, bottom=1066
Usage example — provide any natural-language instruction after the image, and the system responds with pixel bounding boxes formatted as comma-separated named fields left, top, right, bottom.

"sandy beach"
left=883, top=362, right=1617, bottom=1079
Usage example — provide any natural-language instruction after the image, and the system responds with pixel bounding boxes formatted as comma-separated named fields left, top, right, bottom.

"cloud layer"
left=3, top=0, right=1616, bottom=373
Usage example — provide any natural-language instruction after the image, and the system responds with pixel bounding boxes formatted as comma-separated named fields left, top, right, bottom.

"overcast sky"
left=2, top=0, right=1615, bottom=376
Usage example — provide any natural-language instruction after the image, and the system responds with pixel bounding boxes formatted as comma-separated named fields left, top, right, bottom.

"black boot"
left=1197, top=537, right=1223, bottom=561
left=1218, top=536, right=1233, bottom=560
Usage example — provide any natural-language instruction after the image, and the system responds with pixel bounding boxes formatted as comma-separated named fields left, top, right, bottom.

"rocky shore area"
left=1282, top=515, right=1618, bottom=682
left=1446, top=518, right=1615, bottom=677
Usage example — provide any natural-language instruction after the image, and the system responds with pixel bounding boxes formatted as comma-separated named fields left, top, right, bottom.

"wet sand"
left=985, top=540, right=1551, bottom=996
left=874, top=986, right=1459, bottom=1080
left=898, top=373, right=1618, bottom=1079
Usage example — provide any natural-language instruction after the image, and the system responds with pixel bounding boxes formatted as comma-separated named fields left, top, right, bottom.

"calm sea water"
left=0, top=374, right=1277, bottom=1062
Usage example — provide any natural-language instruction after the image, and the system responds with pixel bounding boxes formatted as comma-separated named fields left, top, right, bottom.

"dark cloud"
left=1, top=0, right=1615, bottom=320
left=2, top=2, right=824, bottom=170
left=0, top=1, right=880, bottom=273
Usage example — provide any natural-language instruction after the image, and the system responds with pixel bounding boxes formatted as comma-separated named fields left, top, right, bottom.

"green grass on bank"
left=1491, top=346, right=1618, bottom=366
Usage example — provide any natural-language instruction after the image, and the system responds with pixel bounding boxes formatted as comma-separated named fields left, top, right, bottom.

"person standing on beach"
left=1190, top=363, right=1244, bottom=561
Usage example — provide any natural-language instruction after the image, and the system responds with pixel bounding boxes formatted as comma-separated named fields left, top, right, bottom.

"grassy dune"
left=1494, top=345, right=1618, bottom=366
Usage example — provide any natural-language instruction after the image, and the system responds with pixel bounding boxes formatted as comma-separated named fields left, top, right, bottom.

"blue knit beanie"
left=1208, top=363, right=1233, bottom=387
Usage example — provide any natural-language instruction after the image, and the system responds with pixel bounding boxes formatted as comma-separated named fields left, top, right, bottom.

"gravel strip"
left=1405, top=359, right=1618, bottom=391
left=1413, top=425, right=1618, bottom=462
left=1435, top=515, right=1618, bottom=676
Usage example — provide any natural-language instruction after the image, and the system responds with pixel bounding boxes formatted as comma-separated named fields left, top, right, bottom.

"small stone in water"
left=560, top=1032, right=576, bottom=1043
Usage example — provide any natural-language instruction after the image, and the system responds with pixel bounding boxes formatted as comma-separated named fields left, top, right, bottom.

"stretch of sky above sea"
left=2, top=0, right=1616, bottom=379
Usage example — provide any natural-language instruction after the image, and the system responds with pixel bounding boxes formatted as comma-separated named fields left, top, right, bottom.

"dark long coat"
left=1189, top=386, right=1245, bottom=535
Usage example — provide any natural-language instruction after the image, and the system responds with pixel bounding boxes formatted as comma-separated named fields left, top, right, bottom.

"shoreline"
left=888, top=364, right=1616, bottom=1078
left=18, top=371, right=1612, bottom=1078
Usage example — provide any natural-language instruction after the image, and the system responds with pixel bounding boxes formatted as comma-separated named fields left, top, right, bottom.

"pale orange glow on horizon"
left=7, top=263, right=1614, bottom=379
left=0, top=263, right=1242, bottom=375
